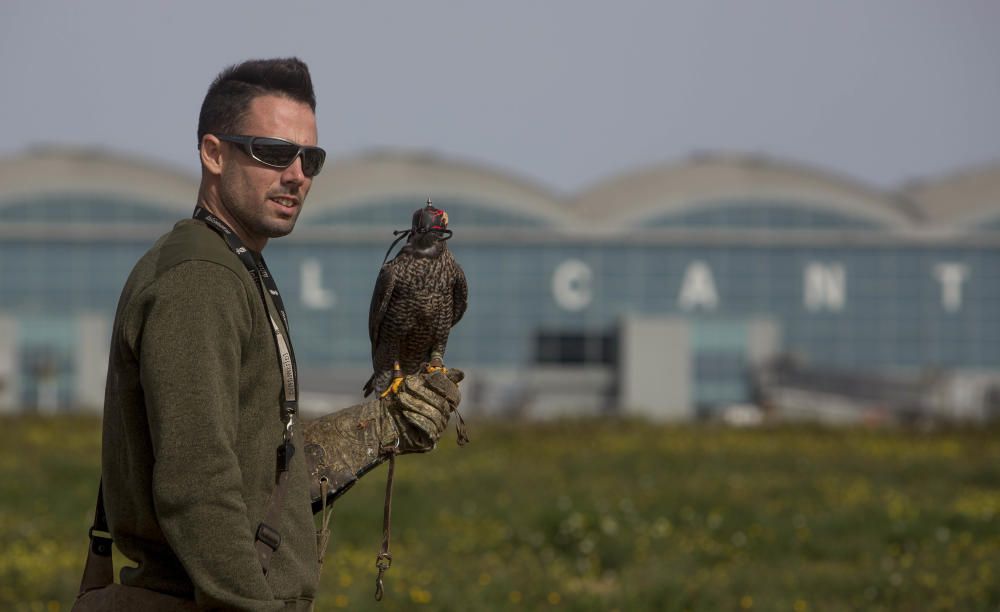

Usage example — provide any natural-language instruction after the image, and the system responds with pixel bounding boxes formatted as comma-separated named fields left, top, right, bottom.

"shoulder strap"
left=77, top=480, right=114, bottom=596
left=191, top=207, right=299, bottom=575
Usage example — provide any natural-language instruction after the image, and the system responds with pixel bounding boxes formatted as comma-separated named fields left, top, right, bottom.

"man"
left=79, top=58, right=461, bottom=611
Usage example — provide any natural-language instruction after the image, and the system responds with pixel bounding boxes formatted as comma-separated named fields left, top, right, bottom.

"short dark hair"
left=197, top=57, right=316, bottom=144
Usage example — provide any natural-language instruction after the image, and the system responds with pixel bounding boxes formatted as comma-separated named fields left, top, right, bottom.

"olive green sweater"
left=101, top=219, right=318, bottom=610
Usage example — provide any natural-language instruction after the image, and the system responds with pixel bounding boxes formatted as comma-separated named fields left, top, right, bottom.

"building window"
left=534, top=330, right=616, bottom=365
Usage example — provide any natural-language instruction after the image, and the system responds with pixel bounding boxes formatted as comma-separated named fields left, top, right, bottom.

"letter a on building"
left=678, top=261, right=719, bottom=311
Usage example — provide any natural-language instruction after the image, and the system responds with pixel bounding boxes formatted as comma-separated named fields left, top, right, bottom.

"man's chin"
left=267, top=208, right=301, bottom=234
left=265, top=224, right=295, bottom=239
left=258, top=219, right=297, bottom=239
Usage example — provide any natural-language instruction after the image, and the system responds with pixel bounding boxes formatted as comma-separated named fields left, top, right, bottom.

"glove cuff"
left=302, top=398, right=399, bottom=513
left=302, top=368, right=466, bottom=514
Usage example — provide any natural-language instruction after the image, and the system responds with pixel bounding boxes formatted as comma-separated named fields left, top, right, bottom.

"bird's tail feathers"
left=362, top=373, right=376, bottom=398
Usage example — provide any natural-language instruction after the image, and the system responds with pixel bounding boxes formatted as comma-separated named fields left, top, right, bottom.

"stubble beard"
left=219, top=187, right=299, bottom=245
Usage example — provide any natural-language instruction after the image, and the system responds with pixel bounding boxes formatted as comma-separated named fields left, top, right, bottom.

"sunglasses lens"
left=240, top=137, right=325, bottom=177
left=301, top=148, right=326, bottom=177
left=251, top=141, right=300, bottom=168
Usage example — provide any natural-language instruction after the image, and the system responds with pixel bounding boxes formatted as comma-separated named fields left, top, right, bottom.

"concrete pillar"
left=746, top=318, right=781, bottom=366
left=75, top=314, right=110, bottom=412
left=619, top=316, right=692, bottom=421
left=0, top=315, right=17, bottom=413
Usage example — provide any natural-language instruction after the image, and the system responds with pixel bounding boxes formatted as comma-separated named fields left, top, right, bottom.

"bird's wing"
left=369, top=262, right=397, bottom=357
left=452, top=263, right=468, bottom=327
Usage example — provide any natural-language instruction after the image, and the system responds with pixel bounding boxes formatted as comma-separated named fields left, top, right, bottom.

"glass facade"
left=644, top=199, right=885, bottom=230
left=1, top=165, right=998, bottom=411
left=310, top=197, right=552, bottom=228
left=17, top=315, right=76, bottom=409
left=0, top=194, right=179, bottom=224
left=254, top=241, right=1000, bottom=370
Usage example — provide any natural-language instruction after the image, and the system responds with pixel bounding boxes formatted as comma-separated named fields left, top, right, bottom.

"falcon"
left=363, top=201, right=468, bottom=398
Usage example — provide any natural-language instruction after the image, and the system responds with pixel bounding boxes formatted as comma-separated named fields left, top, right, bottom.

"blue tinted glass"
left=643, top=200, right=884, bottom=230
left=0, top=194, right=178, bottom=225
left=306, top=197, right=552, bottom=228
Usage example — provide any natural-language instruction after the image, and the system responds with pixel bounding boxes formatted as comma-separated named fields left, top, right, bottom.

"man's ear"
left=200, top=134, right=224, bottom=177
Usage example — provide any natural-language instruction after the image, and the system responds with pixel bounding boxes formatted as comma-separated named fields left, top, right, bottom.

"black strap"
left=381, top=229, right=411, bottom=266
left=193, top=206, right=300, bottom=574
left=193, top=205, right=298, bottom=418
left=77, top=481, right=114, bottom=596
left=192, top=209, right=294, bottom=335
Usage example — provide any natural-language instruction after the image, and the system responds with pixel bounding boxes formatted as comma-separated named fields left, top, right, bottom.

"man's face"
left=216, top=94, right=318, bottom=250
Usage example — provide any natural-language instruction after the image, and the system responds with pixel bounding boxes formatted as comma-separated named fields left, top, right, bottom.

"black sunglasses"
left=215, top=134, right=326, bottom=177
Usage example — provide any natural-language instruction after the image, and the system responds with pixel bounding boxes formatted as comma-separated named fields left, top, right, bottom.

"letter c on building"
left=552, top=259, right=593, bottom=311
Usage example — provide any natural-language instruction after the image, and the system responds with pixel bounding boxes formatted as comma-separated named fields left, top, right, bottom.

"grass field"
left=1, top=416, right=998, bottom=611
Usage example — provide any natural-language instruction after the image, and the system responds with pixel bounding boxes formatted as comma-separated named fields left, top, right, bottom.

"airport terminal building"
left=1, top=147, right=999, bottom=419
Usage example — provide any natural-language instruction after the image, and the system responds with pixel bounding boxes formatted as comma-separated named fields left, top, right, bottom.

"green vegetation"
left=1, top=416, right=998, bottom=611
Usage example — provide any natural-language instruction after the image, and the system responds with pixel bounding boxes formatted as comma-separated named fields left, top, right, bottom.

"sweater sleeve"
left=134, top=260, right=282, bottom=611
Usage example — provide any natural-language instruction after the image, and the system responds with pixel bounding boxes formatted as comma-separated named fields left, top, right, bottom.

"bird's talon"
left=379, top=376, right=404, bottom=397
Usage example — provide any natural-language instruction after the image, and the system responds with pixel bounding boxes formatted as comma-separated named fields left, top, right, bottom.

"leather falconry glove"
left=302, top=368, right=465, bottom=513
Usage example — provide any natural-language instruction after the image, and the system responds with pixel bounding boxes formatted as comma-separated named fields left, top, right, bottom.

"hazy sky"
left=2, top=0, right=998, bottom=194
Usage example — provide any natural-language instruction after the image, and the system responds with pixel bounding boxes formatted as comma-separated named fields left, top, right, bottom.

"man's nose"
left=281, top=154, right=307, bottom=184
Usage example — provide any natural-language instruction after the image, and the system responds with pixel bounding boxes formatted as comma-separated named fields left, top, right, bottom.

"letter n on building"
left=803, top=262, right=845, bottom=312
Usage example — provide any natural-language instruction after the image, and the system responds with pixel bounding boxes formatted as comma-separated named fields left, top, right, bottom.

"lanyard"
left=192, top=207, right=299, bottom=459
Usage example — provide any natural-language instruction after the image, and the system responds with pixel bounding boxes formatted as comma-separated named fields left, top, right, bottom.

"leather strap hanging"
left=373, top=448, right=397, bottom=601
left=76, top=481, right=114, bottom=596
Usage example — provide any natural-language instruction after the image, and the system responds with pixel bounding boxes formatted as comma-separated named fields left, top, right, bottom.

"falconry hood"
left=404, top=200, right=452, bottom=255
left=381, top=200, right=453, bottom=264
left=411, top=201, right=452, bottom=240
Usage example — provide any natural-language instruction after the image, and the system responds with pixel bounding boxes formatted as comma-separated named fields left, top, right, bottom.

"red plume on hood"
left=411, top=200, right=450, bottom=234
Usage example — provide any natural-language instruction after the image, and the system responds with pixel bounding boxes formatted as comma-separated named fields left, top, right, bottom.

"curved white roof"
left=0, top=146, right=198, bottom=211
left=571, top=153, right=917, bottom=229
left=10, top=147, right=1000, bottom=235
left=305, top=150, right=568, bottom=226
left=905, top=162, right=1000, bottom=229
left=0, top=147, right=571, bottom=227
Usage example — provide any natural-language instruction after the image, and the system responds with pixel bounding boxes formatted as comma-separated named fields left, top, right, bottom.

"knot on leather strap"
left=374, top=551, right=392, bottom=601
